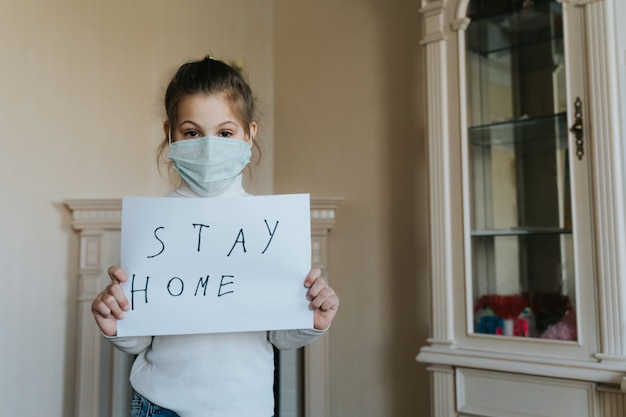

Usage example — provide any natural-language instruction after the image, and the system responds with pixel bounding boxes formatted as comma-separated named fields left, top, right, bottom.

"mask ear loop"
left=168, top=128, right=173, bottom=148
left=247, top=127, right=254, bottom=149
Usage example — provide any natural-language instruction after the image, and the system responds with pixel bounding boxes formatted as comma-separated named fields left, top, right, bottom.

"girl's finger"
left=304, top=267, right=322, bottom=288
left=318, top=292, right=340, bottom=312
left=106, top=283, right=130, bottom=312
left=309, top=286, right=337, bottom=309
left=108, top=265, right=128, bottom=284
left=306, top=276, right=328, bottom=301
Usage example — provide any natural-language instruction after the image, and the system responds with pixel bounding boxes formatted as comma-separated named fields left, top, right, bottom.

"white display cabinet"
left=416, top=0, right=626, bottom=416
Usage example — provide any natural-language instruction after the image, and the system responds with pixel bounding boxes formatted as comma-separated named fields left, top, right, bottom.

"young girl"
left=91, top=56, right=340, bottom=417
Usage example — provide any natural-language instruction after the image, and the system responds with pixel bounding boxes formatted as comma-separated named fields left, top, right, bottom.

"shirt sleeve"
left=104, top=335, right=153, bottom=355
left=268, top=327, right=328, bottom=350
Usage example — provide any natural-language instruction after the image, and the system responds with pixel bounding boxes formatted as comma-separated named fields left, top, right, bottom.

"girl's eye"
left=218, top=130, right=233, bottom=138
left=184, top=130, right=202, bottom=138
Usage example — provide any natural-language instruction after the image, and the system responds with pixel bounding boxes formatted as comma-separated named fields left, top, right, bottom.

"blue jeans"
left=130, top=390, right=274, bottom=417
left=131, top=391, right=180, bottom=417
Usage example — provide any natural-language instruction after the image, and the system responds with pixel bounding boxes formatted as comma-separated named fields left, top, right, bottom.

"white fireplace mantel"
left=65, top=196, right=342, bottom=417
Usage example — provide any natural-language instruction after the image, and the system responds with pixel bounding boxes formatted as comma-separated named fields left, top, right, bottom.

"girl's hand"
left=91, top=266, right=130, bottom=337
left=304, top=267, right=340, bottom=330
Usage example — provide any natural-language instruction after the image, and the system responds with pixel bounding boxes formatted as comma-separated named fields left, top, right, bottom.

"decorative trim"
left=420, top=1, right=456, bottom=345
left=310, top=197, right=343, bottom=236
left=305, top=197, right=341, bottom=417
left=65, top=196, right=342, bottom=417
left=454, top=0, right=470, bottom=20
left=454, top=5, right=474, bottom=346
left=65, top=199, right=122, bottom=230
left=428, top=366, right=456, bottom=417
left=420, top=0, right=446, bottom=13
left=457, top=368, right=599, bottom=417
left=598, top=385, right=626, bottom=415
left=420, top=1, right=447, bottom=45
left=419, top=345, right=626, bottom=384
left=581, top=0, right=626, bottom=357
left=450, top=17, right=470, bottom=32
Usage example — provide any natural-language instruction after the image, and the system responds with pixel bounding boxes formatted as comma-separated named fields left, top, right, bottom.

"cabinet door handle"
left=570, top=97, right=584, bottom=160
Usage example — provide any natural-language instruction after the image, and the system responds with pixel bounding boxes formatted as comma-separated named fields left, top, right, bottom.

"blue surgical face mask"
left=168, top=136, right=252, bottom=197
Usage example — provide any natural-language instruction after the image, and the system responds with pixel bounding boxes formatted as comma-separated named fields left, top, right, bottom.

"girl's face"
left=166, top=93, right=256, bottom=144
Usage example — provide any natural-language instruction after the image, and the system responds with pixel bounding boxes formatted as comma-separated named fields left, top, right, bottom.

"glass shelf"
left=471, top=227, right=571, bottom=237
left=469, top=112, right=568, bottom=148
left=468, top=36, right=563, bottom=59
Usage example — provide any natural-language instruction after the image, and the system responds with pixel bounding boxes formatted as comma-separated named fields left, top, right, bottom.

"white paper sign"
left=117, top=193, right=313, bottom=337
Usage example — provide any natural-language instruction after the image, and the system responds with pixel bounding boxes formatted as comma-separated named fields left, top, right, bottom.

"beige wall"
left=0, top=1, right=431, bottom=416
left=0, top=1, right=273, bottom=416
left=274, top=1, right=430, bottom=416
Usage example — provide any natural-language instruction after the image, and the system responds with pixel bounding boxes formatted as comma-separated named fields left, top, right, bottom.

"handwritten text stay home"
left=117, top=194, right=313, bottom=337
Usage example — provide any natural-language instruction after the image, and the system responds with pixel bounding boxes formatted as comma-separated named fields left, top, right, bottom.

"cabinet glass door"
left=465, top=0, right=576, bottom=339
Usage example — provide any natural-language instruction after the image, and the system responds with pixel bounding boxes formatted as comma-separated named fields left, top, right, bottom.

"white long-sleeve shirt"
left=108, top=175, right=325, bottom=416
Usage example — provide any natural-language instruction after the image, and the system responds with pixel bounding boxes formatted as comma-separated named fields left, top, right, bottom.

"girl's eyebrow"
left=178, top=120, right=237, bottom=129
left=178, top=120, right=202, bottom=128
left=216, top=120, right=238, bottom=128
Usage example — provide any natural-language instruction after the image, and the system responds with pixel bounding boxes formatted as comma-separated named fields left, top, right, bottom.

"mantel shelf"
left=65, top=196, right=343, bottom=234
